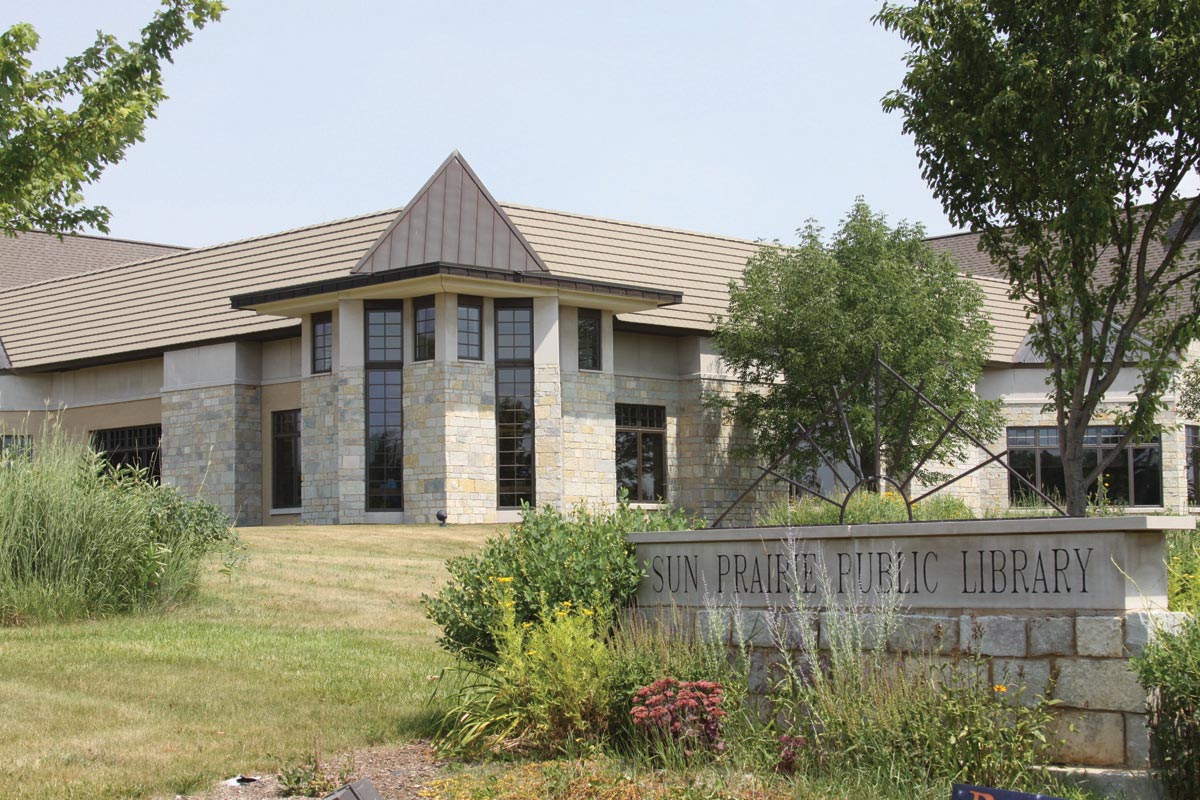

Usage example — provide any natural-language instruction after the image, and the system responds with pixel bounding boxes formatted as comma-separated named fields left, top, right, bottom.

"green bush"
left=1132, top=615, right=1200, bottom=800
left=436, top=588, right=613, bottom=757
left=0, top=421, right=238, bottom=624
left=757, top=490, right=974, bottom=527
left=1165, top=529, right=1200, bottom=614
left=423, top=498, right=700, bottom=661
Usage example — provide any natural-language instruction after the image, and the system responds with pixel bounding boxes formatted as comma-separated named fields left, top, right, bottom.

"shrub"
left=0, top=420, right=237, bottom=624
left=436, top=586, right=613, bottom=757
left=630, top=677, right=728, bottom=761
left=423, top=498, right=700, bottom=661
left=757, top=491, right=974, bottom=527
left=1132, top=615, right=1200, bottom=800
left=1165, top=529, right=1200, bottom=614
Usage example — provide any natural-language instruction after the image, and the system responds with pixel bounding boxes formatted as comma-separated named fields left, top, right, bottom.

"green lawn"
left=0, top=524, right=494, bottom=800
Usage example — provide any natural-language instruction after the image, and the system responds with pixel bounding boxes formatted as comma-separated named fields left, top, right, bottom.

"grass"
left=0, top=523, right=494, bottom=800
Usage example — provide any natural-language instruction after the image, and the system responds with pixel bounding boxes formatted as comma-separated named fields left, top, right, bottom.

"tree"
left=0, top=1, right=224, bottom=236
left=876, top=0, right=1200, bottom=515
left=712, top=200, right=1001, bottom=496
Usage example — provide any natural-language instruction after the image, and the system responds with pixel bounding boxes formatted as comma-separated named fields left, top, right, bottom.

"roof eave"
left=230, top=262, right=683, bottom=317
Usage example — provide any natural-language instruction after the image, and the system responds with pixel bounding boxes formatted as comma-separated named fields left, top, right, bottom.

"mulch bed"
left=175, top=742, right=445, bottom=800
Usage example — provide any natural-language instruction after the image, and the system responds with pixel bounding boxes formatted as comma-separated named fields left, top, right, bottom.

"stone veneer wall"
left=301, top=373, right=339, bottom=523
left=612, top=374, right=780, bottom=525
left=706, top=606, right=1187, bottom=769
left=534, top=364, right=563, bottom=509
left=443, top=360, right=496, bottom=524
left=561, top=370, right=616, bottom=507
left=300, top=369, right=366, bottom=524
left=162, top=383, right=262, bottom=524
left=404, top=361, right=449, bottom=522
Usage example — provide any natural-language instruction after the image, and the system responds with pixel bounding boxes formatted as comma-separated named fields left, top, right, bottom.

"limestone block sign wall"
left=629, top=517, right=1176, bottom=612
left=628, top=516, right=1192, bottom=769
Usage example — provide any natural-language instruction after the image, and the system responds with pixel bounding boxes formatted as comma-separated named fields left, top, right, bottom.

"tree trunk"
left=1060, top=424, right=1089, bottom=517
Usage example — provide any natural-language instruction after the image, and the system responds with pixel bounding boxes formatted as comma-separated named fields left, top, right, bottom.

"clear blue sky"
left=10, top=1, right=956, bottom=248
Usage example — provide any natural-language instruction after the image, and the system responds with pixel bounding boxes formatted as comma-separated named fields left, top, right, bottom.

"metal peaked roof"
left=353, top=151, right=548, bottom=275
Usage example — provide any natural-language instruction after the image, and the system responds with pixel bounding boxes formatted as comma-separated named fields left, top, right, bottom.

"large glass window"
left=496, top=300, right=534, bottom=508
left=312, top=311, right=333, bottom=374
left=578, top=308, right=601, bottom=371
left=616, top=403, right=666, bottom=502
left=366, top=304, right=404, bottom=510
left=457, top=295, right=482, bottom=360
left=92, top=424, right=162, bottom=482
left=413, top=295, right=436, bottom=362
left=1007, top=426, right=1161, bottom=506
left=272, top=409, right=301, bottom=510
left=1188, top=426, right=1200, bottom=506
left=1, top=434, right=31, bottom=462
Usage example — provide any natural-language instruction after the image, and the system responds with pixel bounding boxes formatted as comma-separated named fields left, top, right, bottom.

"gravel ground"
left=173, top=742, right=444, bottom=800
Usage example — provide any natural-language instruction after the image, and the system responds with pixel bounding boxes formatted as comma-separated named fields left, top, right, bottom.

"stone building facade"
left=1, top=151, right=1197, bottom=527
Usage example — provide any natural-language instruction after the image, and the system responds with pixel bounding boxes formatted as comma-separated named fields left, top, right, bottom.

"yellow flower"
left=582, top=608, right=594, bottom=617
left=522, top=621, right=533, bottom=629
left=555, top=610, right=568, bottom=618
left=993, top=684, right=1008, bottom=693
left=503, top=600, right=515, bottom=609
left=494, top=576, right=514, bottom=584
left=526, top=650, right=536, bottom=656
left=560, top=600, right=572, bottom=607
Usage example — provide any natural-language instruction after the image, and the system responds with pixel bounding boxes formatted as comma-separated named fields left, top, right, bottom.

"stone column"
left=161, top=342, right=263, bottom=524
left=533, top=297, right=563, bottom=508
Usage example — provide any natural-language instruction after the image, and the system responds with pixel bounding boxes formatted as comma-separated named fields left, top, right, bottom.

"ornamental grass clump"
left=0, top=420, right=237, bottom=624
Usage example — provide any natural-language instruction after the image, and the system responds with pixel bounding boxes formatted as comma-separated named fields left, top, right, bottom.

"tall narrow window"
left=1188, top=426, right=1200, bottom=505
left=92, top=424, right=162, bottom=482
left=1006, top=425, right=1161, bottom=506
left=272, top=409, right=301, bottom=510
left=366, top=303, right=404, bottom=510
left=495, top=299, right=534, bottom=508
left=413, top=295, right=436, bottom=361
left=312, top=311, right=333, bottom=374
left=615, top=404, right=666, bottom=502
left=578, top=308, right=601, bottom=371
left=458, top=295, right=482, bottom=360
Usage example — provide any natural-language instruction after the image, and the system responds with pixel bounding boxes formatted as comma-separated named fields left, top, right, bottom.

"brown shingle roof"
left=0, top=206, right=1033, bottom=372
left=0, top=230, right=185, bottom=289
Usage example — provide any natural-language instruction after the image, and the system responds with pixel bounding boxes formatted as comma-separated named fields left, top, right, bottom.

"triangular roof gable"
left=0, top=336, right=11, bottom=371
left=352, top=151, right=548, bottom=275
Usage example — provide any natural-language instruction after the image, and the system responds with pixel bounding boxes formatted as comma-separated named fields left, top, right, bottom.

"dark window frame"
left=1, top=434, right=31, bottom=461
left=1188, top=425, right=1200, bottom=506
left=457, top=295, right=483, bottom=361
left=364, top=301, right=405, bottom=511
left=1007, top=425, right=1162, bottom=506
left=616, top=403, right=667, bottom=503
left=413, top=295, right=436, bottom=362
left=91, top=424, right=162, bottom=482
left=495, top=298, right=535, bottom=509
left=578, top=307, right=602, bottom=371
left=271, top=409, right=302, bottom=510
left=311, top=311, right=333, bottom=374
